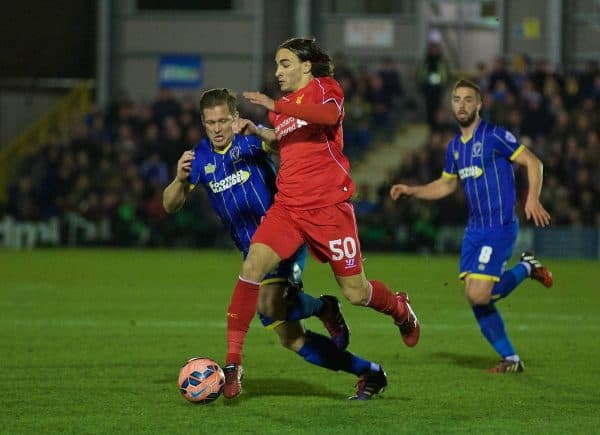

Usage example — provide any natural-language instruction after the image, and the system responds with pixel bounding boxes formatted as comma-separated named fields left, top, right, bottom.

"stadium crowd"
left=3, top=54, right=599, bottom=248
left=368, top=56, right=600, bottom=251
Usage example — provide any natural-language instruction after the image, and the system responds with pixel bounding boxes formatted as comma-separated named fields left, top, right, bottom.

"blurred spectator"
left=343, top=93, right=372, bottom=160
left=366, top=73, right=395, bottom=141
left=7, top=176, right=40, bottom=220
left=377, top=57, right=404, bottom=123
left=488, top=56, right=516, bottom=95
left=152, top=88, right=181, bottom=125
left=334, top=52, right=358, bottom=99
left=418, top=29, right=450, bottom=129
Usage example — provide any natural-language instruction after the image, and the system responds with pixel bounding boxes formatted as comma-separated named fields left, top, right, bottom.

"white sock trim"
left=238, top=276, right=261, bottom=286
left=364, top=281, right=373, bottom=306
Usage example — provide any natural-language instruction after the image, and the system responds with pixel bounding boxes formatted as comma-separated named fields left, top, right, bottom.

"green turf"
left=1, top=249, right=598, bottom=434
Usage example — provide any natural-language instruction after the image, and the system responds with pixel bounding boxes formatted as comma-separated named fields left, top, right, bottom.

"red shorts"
left=252, top=201, right=363, bottom=277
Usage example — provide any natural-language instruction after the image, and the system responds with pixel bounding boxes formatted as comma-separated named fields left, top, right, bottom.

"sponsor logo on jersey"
left=458, top=165, right=483, bottom=179
left=204, top=163, right=216, bottom=175
left=505, top=131, right=517, bottom=143
left=472, top=141, right=482, bottom=157
left=274, top=116, right=308, bottom=140
left=208, top=170, right=250, bottom=193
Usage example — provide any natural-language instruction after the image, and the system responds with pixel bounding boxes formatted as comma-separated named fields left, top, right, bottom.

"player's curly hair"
left=199, top=88, right=237, bottom=116
left=278, top=37, right=334, bottom=77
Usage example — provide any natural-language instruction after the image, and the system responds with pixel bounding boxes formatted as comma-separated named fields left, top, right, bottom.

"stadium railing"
left=0, top=80, right=94, bottom=202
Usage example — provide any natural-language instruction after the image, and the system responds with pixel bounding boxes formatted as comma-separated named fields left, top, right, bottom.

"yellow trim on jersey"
left=442, top=171, right=458, bottom=178
left=261, top=140, right=279, bottom=154
left=187, top=183, right=196, bottom=192
left=261, top=277, right=288, bottom=286
left=459, top=272, right=500, bottom=282
left=213, top=141, right=232, bottom=155
left=461, top=135, right=472, bottom=144
left=263, top=320, right=285, bottom=330
left=509, top=144, right=525, bottom=161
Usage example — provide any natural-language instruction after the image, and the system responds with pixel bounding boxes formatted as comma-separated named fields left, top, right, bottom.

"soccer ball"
left=178, top=357, right=225, bottom=404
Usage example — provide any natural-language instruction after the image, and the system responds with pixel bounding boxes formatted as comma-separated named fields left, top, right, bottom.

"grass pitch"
left=1, top=249, right=599, bottom=434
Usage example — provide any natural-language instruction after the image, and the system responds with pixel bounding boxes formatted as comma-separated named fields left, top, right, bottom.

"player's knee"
left=258, top=288, right=286, bottom=320
left=466, top=288, right=491, bottom=305
left=278, top=335, right=304, bottom=352
left=257, top=296, right=276, bottom=319
left=241, top=258, right=266, bottom=282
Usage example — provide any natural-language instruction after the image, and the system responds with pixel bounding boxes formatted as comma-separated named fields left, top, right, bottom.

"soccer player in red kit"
left=228, top=37, right=420, bottom=398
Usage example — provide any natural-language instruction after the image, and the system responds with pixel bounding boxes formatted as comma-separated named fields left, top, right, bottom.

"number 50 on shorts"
left=329, top=237, right=358, bottom=261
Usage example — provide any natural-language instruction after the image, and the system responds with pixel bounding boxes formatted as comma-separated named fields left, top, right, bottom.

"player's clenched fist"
left=389, top=184, right=413, bottom=200
left=177, top=150, right=195, bottom=182
left=232, top=118, right=258, bottom=136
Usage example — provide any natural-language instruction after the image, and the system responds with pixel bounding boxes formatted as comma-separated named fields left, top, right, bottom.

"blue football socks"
left=491, top=263, right=529, bottom=300
left=472, top=303, right=516, bottom=358
left=286, top=290, right=324, bottom=321
left=297, top=331, right=372, bottom=375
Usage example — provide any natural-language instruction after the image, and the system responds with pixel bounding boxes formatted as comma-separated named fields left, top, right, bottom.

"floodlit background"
left=0, top=3, right=599, bottom=433
left=0, top=0, right=598, bottom=255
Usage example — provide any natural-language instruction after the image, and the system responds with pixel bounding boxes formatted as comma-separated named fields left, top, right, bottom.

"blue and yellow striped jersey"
left=187, top=134, right=276, bottom=255
left=443, top=119, right=525, bottom=229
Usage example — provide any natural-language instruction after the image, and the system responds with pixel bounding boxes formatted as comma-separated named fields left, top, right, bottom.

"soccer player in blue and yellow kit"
left=163, top=88, right=383, bottom=400
left=390, top=79, right=553, bottom=373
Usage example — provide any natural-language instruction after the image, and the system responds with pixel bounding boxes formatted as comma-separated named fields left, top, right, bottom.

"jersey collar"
left=460, top=119, right=482, bottom=144
left=211, top=139, right=234, bottom=155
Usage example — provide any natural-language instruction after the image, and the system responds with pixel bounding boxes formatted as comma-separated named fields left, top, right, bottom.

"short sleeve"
left=443, top=141, right=458, bottom=178
left=493, top=126, right=524, bottom=161
left=317, top=77, right=344, bottom=115
left=244, top=134, right=269, bottom=155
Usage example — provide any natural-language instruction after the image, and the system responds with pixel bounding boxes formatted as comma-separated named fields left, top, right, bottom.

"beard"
left=454, top=110, right=477, bottom=127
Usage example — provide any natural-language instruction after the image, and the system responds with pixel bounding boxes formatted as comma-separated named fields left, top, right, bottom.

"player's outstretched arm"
left=390, top=176, right=457, bottom=201
left=163, top=150, right=194, bottom=213
left=243, top=91, right=339, bottom=126
left=232, top=117, right=277, bottom=149
left=513, top=147, right=551, bottom=227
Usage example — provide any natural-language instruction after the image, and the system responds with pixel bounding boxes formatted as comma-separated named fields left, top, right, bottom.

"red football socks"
left=225, top=277, right=260, bottom=366
left=366, top=280, right=406, bottom=319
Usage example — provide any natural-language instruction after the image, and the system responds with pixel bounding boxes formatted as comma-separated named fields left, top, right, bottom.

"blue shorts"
left=261, top=245, right=307, bottom=285
left=459, top=221, right=518, bottom=282
left=256, top=245, right=307, bottom=330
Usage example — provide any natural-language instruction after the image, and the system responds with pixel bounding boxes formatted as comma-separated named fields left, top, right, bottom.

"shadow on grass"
left=429, top=352, right=492, bottom=370
left=222, top=377, right=341, bottom=405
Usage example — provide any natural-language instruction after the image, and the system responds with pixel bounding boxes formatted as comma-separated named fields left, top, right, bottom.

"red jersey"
left=268, top=76, right=354, bottom=209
